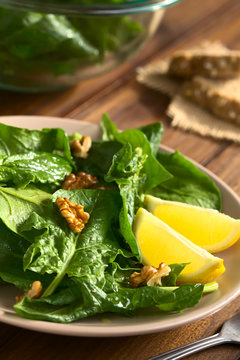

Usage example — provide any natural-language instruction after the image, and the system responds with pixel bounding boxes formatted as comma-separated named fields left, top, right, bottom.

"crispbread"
left=168, top=42, right=240, bottom=79
left=182, top=76, right=240, bottom=125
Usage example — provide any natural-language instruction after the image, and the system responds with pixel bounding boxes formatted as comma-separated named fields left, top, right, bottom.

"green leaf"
left=157, top=284, right=204, bottom=312
left=161, top=263, right=188, bottom=286
left=20, top=189, right=122, bottom=296
left=0, top=9, right=142, bottom=77
left=105, top=136, right=172, bottom=259
left=14, top=277, right=204, bottom=323
left=101, top=115, right=171, bottom=190
left=149, top=151, right=222, bottom=210
left=116, top=129, right=170, bottom=190
left=138, top=122, right=163, bottom=156
left=105, top=144, right=147, bottom=258
left=101, top=117, right=171, bottom=259
left=76, top=140, right=122, bottom=179
left=6, top=14, right=98, bottom=60
left=0, top=151, right=72, bottom=188
left=51, top=189, right=122, bottom=278
left=0, top=186, right=51, bottom=233
left=0, top=122, right=72, bottom=163
left=101, top=114, right=163, bottom=156
left=101, top=114, right=118, bottom=141
left=0, top=220, right=52, bottom=291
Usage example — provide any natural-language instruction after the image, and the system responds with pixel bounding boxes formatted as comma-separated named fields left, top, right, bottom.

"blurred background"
left=0, top=1, right=240, bottom=360
left=0, top=0, right=238, bottom=123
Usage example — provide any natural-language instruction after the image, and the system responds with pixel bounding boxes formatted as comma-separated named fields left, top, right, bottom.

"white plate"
left=0, top=115, right=239, bottom=337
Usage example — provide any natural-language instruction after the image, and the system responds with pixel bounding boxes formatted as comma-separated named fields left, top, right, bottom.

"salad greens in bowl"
left=0, top=0, right=180, bottom=92
left=0, top=114, right=228, bottom=327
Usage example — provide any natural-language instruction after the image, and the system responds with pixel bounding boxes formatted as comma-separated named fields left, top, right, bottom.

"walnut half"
left=56, top=197, right=90, bottom=232
left=16, top=281, right=43, bottom=302
left=71, top=136, right=92, bottom=158
left=129, top=263, right=171, bottom=288
left=62, top=172, right=98, bottom=190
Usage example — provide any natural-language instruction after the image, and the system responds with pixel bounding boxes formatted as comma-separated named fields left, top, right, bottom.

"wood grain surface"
left=0, top=0, right=240, bottom=359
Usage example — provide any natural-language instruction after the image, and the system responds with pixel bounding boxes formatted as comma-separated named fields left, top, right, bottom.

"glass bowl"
left=0, top=0, right=180, bottom=92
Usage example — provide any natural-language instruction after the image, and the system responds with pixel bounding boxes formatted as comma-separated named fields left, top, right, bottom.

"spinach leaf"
left=69, top=16, right=142, bottom=62
left=51, top=189, right=122, bottom=278
left=105, top=144, right=146, bottom=257
left=6, top=14, right=98, bottom=61
left=101, top=115, right=168, bottom=189
left=161, top=263, right=188, bottom=286
left=105, top=140, right=171, bottom=259
left=0, top=186, right=51, bottom=234
left=14, top=275, right=204, bottom=323
left=0, top=184, right=123, bottom=297
left=101, top=114, right=163, bottom=157
left=101, top=114, right=118, bottom=141
left=137, top=122, right=163, bottom=157
left=18, top=188, right=122, bottom=296
left=157, top=284, right=204, bottom=312
left=76, top=140, right=122, bottom=179
left=149, top=151, right=222, bottom=210
left=0, top=122, right=72, bottom=163
left=100, top=116, right=171, bottom=258
left=114, top=128, right=170, bottom=190
left=0, top=151, right=72, bottom=188
left=0, top=253, right=52, bottom=292
left=78, top=116, right=168, bottom=190
left=0, top=8, right=142, bottom=78
left=0, top=220, right=53, bottom=291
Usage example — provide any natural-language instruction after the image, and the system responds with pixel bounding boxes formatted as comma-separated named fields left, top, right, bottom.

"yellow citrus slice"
left=144, top=195, right=240, bottom=253
left=133, top=208, right=225, bottom=284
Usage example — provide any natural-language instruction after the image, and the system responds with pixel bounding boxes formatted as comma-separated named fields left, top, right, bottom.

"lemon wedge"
left=144, top=195, right=240, bottom=253
left=133, top=208, right=225, bottom=284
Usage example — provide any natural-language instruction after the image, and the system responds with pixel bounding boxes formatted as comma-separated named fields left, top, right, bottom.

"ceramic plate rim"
left=0, top=115, right=239, bottom=337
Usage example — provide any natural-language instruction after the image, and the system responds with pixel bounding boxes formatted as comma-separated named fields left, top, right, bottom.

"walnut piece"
left=56, top=197, right=90, bottom=232
left=62, top=172, right=98, bottom=190
left=71, top=136, right=92, bottom=158
left=129, top=263, right=171, bottom=288
left=16, top=281, right=43, bottom=302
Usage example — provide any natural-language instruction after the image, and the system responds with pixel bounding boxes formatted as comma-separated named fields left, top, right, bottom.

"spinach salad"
left=0, top=7, right=142, bottom=79
left=0, top=115, right=221, bottom=323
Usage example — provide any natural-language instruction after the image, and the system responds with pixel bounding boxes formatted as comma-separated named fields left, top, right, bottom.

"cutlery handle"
left=148, top=333, right=227, bottom=360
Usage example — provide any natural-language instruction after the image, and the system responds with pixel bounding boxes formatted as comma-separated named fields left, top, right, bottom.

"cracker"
left=182, top=76, right=240, bottom=126
left=168, top=42, right=240, bottom=79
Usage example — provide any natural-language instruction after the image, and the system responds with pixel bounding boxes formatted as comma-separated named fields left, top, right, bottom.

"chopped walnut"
left=71, top=136, right=92, bottom=158
left=129, top=263, right=171, bottom=288
left=62, top=172, right=98, bottom=190
left=56, top=197, right=90, bottom=232
left=147, top=263, right=171, bottom=286
left=16, top=281, right=43, bottom=302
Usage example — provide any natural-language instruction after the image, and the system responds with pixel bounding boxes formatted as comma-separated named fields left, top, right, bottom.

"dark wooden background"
left=0, top=0, right=240, bottom=359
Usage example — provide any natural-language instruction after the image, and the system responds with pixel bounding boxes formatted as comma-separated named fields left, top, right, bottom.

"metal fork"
left=148, top=312, right=240, bottom=360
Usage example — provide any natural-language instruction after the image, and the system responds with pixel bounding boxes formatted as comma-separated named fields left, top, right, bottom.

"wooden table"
left=0, top=0, right=240, bottom=359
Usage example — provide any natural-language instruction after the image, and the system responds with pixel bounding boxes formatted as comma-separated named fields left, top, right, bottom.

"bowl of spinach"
left=0, top=0, right=180, bottom=92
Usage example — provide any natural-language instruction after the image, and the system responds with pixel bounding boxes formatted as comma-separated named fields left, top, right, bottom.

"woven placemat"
left=168, top=95, right=240, bottom=143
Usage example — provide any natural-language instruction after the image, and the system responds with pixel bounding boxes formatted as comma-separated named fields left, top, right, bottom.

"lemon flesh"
left=133, top=208, right=225, bottom=284
left=144, top=195, right=240, bottom=253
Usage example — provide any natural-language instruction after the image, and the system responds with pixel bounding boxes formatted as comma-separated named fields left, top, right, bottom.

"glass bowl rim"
left=0, top=0, right=181, bottom=16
